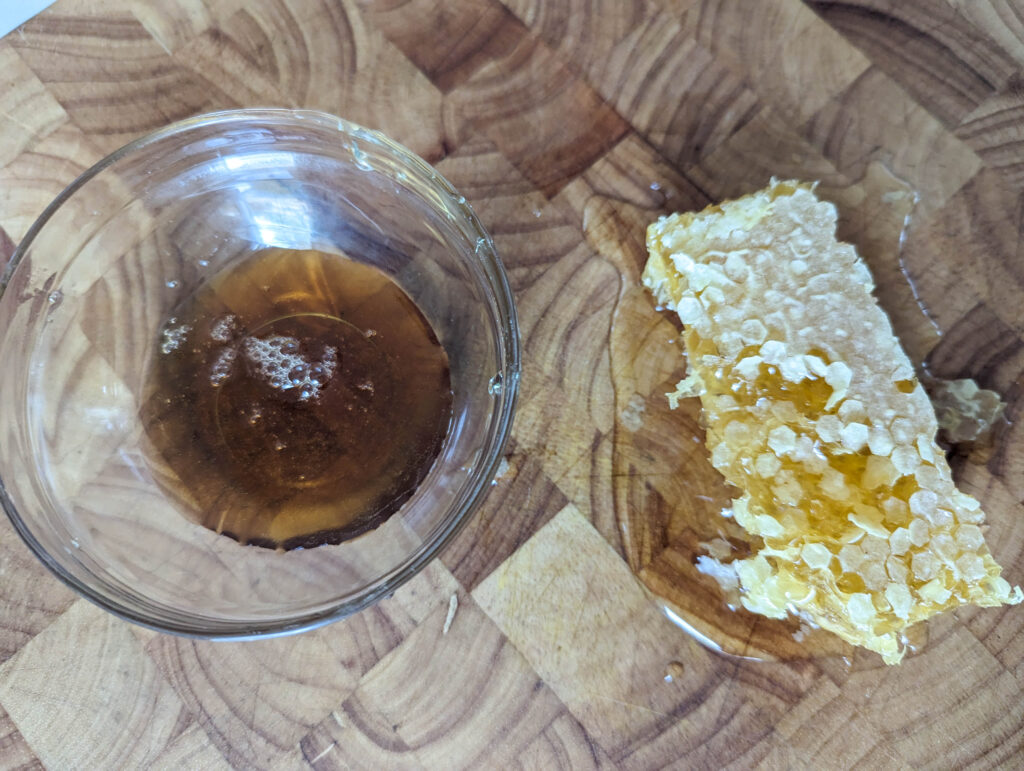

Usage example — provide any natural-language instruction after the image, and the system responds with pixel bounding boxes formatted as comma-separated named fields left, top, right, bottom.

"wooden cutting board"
left=1, top=0, right=1023, bottom=767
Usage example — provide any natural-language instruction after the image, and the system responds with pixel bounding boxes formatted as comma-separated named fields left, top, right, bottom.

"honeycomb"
left=642, top=180, right=1022, bottom=664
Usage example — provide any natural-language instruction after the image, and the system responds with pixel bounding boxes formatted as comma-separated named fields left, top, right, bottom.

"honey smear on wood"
left=141, top=247, right=453, bottom=551
left=643, top=180, right=1022, bottom=664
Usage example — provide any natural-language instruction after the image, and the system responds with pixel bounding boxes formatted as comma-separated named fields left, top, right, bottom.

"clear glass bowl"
left=0, top=109, right=520, bottom=637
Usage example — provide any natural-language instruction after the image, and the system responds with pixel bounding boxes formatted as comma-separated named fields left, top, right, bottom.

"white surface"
left=0, top=0, right=56, bottom=39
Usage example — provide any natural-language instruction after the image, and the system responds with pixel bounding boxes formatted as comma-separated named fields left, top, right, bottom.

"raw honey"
left=140, top=247, right=453, bottom=550
left=642, top=180, right=1021, bottom=663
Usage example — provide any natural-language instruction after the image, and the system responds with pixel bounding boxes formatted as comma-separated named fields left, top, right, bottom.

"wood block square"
left=489, top=201, right=623, bottom=503
left=519, top=243, right=619, bottom=414
left=473, top=504, right=785, bottom=763
left=502, top=2, right=759, bottom=169
left=966, top=598, right=1024, bottom=692
left=0, top=516, right=77, bottom=665
left=298, top=701, right=418, bottom=769
left=0, top=703, right=42, bottom=771
left=598, top=22, right=759, bottom=170
left=957, top=82, right=1024, bottom=195
left=623, top=654, right=838, bottom=767
left=171, top=13, right=293, bottom=108
left=144, top=568, right=451, bottom=768
left=514, top=713, right=617, bottom=770
left=909, top=169, right=1024, bottom=339
left=949, top=0, right=1024, bottom=71
left=925, top=302, right=1024, bottom=393
left=804, top=67, right=983, bottom=213
left=806, top=0, right=1016, bottom=128
left=434, top=137, right=579, bottom=293
left=500, top=0, right=660, bottom=65
left=299, top=592, right=601, bottom=769
left=856, top=626, right=1024, bottom=767
left=358, top=0, right=520, bottom=93
left=445, top=24, right=630, bottom=196
left=766, top=678, right=907, bottom=767
left=0, top=47, right=67, bottom=169
left=551, top=431, right=621, bottom=554
left=0, top=123, right=107, bottom=243
left=512, top=359, right=606, bottom=492
left=616, top=694, right=777, bottom=770
left=519, top=137, right=709, bottom=549
left=0, top=124, right=104, bottom=243
left=9, top=11, right=237, bottom=154
left=174, top=0, right=446, bottom=161
left=508, top=197, right=624, bottom=414
left=441, top=447, right=568, bottom=591
left=502, top=201, right=604, bottom=303
left=556, top=175, right=704, bottom=552
left=558, top=133, right=710, bottom=219
left=895, top=239, right=985, bottom=346
left=147, top=723, right=233, bottom=771
left=131, top=0, right=249, bottom=53
left=686, top=0, right=871, bottom=125
left=0, top=601, right=222, bottom=769
left=434, top=134, right=539, bottom=203
left=686, top=105, right=850, bottom=203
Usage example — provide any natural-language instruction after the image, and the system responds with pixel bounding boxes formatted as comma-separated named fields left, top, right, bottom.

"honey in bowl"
left=141, top=247, right=453, bottom=550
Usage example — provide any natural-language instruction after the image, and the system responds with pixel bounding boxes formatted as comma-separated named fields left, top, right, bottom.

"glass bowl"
left=0, top=109, right=520, bottom=637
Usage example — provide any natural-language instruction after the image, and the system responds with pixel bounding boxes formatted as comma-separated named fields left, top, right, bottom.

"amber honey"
left=641, top=178, right=1020, bottom=664
left=141, top=247, right=453, bottom=550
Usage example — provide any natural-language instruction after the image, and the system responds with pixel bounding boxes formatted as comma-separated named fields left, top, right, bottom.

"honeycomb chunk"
left=643, top=180, right=1022, bottom=664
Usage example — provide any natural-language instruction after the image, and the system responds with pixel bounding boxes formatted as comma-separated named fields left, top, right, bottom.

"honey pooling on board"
left=642, top=180, right=1021, bottom=664
left=141, top=247, right=453, bottom=551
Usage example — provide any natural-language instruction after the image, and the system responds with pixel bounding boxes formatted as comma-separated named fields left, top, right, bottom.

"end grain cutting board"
left=0, top=0, right=1023, bottom=767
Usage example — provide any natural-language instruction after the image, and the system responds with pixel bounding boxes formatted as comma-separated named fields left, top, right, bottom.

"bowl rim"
left=0, top=107, right=521, bottom=639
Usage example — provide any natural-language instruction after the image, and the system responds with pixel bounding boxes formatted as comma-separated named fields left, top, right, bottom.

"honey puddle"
left=609, top=163, right=946, bottom=663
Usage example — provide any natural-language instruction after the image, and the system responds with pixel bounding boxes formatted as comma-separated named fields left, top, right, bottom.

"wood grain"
left=958, top=76, right=1024, bottom=194
left=807, top=0, right=1018, bottom=126
left=0, top=517, right=76, bottom=665
left=0, top=703, right=43, bottom=771
left=0, top=601, right=217, bottom=769
left=9, top=11, right=235, bottom=155
left=314, top=594, right=592, bottom=770
left=805, top=66, right=984, bottom=211
left=144, top=566, right=452, bottom=768
left=502, top=0, right=762, bottom=169
left=0, top=47, right=67, bottom=169
left=1, top=0, right=1024, bottom=767
left=684, top=0, right=872, bottom=124
left=0, top=124, right=106, bottom=245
